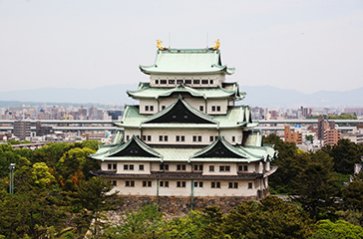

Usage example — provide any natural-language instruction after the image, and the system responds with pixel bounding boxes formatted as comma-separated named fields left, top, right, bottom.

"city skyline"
left=0, top=0, right=362, bottom=93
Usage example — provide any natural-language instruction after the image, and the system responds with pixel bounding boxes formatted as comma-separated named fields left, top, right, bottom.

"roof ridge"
left=143, top=98, right=216, bottom=124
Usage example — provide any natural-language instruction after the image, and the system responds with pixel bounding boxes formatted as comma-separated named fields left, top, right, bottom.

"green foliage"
left=342, top=172, right=363, bottom=212
left=31, top=162, right=56, bottom=187
left=57, top=147, right=98, bottom=188
left=102, top=204, right=162, bottom=239
left=322, top=139, right=363, bottom=174
left=309, top=219, right=363, bottom=239
left=223, top=196, right=313, bottom=239
left=263, top=134, right=303, bottom=194
left=294, top=151, right=341, bottom=219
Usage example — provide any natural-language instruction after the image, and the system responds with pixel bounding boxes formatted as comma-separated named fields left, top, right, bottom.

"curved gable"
left=144, top=99, right=216, bottom=124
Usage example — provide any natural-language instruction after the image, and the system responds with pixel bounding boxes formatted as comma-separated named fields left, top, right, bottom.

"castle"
left=91, top=40, right=277, bottom=199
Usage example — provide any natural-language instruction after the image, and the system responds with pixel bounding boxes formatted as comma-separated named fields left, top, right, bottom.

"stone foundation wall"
left=117, top=195, right=266, bottom=215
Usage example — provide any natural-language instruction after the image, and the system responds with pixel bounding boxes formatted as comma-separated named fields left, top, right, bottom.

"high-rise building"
left=13, top=120, right=31, bottom=140
left=324, top=128, right=340, bottom=146
left=91, top=42, right=277, bottom=199
left=284, top=125, right=302, bottom=144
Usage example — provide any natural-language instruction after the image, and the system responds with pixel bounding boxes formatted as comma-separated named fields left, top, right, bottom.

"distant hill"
left=0, top=84, right=363, bottom=107
left=241, top=85, right=363, bottom=107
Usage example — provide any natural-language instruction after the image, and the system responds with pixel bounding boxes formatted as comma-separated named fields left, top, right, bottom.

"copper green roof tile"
left=91, top=135, right=161, bottom=160
left=139, top=48, right=235, bottom=75
left=192, top=136, right=248, bottom=159
left=144, top=98, right=216, bottom=124
left=127, top=82, right=244, bottom=100
left=119, top=104, right=250, bottom=129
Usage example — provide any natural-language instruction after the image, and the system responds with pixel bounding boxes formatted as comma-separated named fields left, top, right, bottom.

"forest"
left=0, top=136, right=362, bottom=238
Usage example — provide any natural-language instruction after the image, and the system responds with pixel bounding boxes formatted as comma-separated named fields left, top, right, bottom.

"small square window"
left=232, top=136, right=235, bottom=142
left=160, top=80, right=167, bottom=84
left=139, top=165, right=144, bottom=171
left=147, top=135, right=151, bottom=141
left=125, top=181, right=135, bottom=187
left=194, top=80, right=200, bottom=84
left=177, top=181, right=186, bottom=188
left=210, top=136, right=214, bottom=142
left=212, top=106, right=216, bottom=111
left=199, top=106, right=204, bottom=111
left=228, top=182, right=238, bottom=189
left=211, top=181, right=221, bottom=188
left=164, top=135, right=168, bottom=141
left=145, top=106, right=149, bottom=111
left=161, top=105, right=166, bottom=110
left=159, top=135, right=163, bottom=141
left=176, top=135, right=180, bottom=142
left=217, top=106, right=221, bottom=111
left=209, top=80, right=213, bottom=84
left=177, top=80, right=183, bottom=84
left=248, top=182, right=253, bottom=189
left=185, top=80, right=192, bottom=84
left=150, top=105, right=154, bottom=111
left=209, top=165, right=215, bottom=172
left=193, top=136, right=197, bottom=142
left=155, top=80, right=159, bottom=84
left=202, top=80, right=208, bottom=84
left=198, top=136, right=202, bottom=142
left=160, top=164, right=169, bottom=171
left=168, top=79, right=175, bottom=84
left=142, top=181, right=152, bottom=187
left=112, top=180, right=117, bottom=186
left=160, top=181, right=169, bottom=187
left=181, top=136, right=185, bottom=142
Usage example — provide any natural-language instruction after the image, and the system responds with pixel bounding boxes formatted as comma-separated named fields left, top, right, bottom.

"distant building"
left=35, top=121, right=54, bottom=136
left=13, top=120, right=31, bottom=140
left=324, top=128, right=340, bottom=146
left=284, top=125, right=303, bottom=144
left=317, top=116, right=330, bottom=140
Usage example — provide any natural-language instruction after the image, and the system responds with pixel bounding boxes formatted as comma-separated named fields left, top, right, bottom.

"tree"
left=294, top=151, right=340, bottom=219
left=72, top=177, right=121, bottom=237
left=309, top=219, right=363, bottom=239
left=222, top=196, right=313, bottom=239
left=57, top=147, right=97, bottom=188
left=102, top=204, right=163, bottom=239
left=31, top=162, right=56, bottom=187
left=323, top=139, right=362, bottom=174
left=342, top=172, right=363, bottom=212
left=263, top=134, right=302, bottom=194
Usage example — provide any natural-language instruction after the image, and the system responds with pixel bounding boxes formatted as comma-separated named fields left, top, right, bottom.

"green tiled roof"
left=139, top=48, right=235, bottom=75
left=190, top=136, right=276, bottom=162
left=144, top=98, right=216, bottom=124
left=119, top=103, right=251, bottom=129
left=91, top=140, right=276, bottom=163
left=91, top=135, right=161, bottom=160
left=127, top=82, right=245, bottom=100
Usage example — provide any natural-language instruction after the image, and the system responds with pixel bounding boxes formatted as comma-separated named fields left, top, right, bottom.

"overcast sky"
left=0, top=0, right=362, bottom=93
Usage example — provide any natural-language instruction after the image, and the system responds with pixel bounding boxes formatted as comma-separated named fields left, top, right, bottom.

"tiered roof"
left=127, top=83, right=245, bottom=100
left=92, top=136, right=276, bottom=163
left=139, top=48, right=235, bottom=75
left=117, top=99, right=256, bottom=129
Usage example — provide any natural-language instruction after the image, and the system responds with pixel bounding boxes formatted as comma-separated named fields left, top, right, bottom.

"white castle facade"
left=91, top=41, right=277, bottom=199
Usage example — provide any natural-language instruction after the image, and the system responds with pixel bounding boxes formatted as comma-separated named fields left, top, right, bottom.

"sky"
left=0, top=0, right=362, bottom=93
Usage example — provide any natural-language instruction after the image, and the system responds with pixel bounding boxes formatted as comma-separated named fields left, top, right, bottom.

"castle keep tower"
left=91, top=41, right=277, bottom=199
